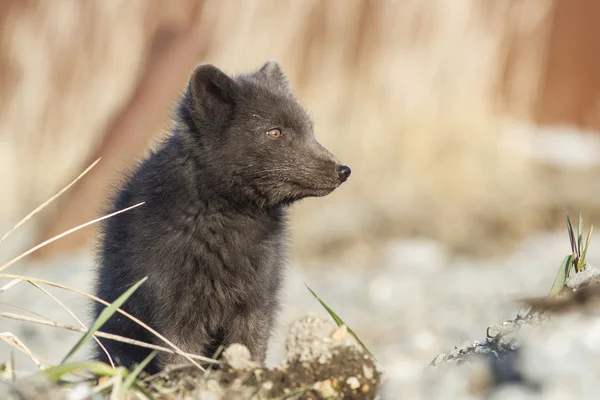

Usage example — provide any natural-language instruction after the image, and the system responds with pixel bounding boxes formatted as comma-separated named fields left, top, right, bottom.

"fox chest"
left=148, top=215, right=285, bottom=328
left=160, top=211, right=285, bottom=285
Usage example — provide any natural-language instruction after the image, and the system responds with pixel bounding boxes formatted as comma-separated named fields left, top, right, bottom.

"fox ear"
left=258, top=60, right=289, bottom=91
left=190, top=64, right=237, bottom=110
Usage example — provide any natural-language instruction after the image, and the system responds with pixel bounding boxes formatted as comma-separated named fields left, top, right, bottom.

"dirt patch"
left=0, top=315, right=381, bottom=399
left=143, top=316, right=381, bottom=399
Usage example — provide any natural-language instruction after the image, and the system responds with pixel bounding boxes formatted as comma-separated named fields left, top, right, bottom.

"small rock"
left=362, top=364, right=374, bottom=379
left=498, top=333, right=519, bottom=351
left=285, top=315, right=360, bottom=363
left=313, top=379, right=337, bottom=399
left=488, top=321, right=518, bottom=342
left=487, top=325, right=502, bottom=340
left=197, top=390, right=222, bottom=400
left=516, top=307, right=532, bottom=320
left=346, top=376, right=361, bottom=390
left=567, top=264, right=600, bottom=289
left=222, top=343, right=257, bottom=370
left=430, top=353, right=446, bottom=366
left=331, top=325, right=348, bottom=341
left=461, top=341, right=473, bottom=354
left=474, top=344, right=491, bottom=355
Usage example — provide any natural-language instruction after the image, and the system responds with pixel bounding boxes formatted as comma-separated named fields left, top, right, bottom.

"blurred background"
left=2, top=0, right=600, bottom=395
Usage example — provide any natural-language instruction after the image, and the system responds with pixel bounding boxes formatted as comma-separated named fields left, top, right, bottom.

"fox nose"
left=337, top=165, right=351, bottom=182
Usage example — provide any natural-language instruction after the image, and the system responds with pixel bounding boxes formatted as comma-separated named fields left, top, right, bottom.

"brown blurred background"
left=2, top=0, right=600, bottom=268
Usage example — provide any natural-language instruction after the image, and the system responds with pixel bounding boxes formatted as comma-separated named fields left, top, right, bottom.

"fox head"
left=177, top=61, right=350, bottom=207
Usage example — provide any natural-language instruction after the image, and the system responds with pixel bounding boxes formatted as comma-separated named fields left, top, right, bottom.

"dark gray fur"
left=91, top=61, right=350, bottom=373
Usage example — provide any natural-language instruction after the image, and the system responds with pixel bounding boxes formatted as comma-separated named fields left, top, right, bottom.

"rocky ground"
left=1, top=316, right=382, bottom=399
left=1, top=227, right=600, bottom=398
left=425, top=264, right=600, bottom=399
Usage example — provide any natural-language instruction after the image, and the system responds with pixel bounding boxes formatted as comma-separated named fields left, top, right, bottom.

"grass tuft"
left=548, top=212, right=594, bottom=297
left=0, top=162, right=211, bottom=398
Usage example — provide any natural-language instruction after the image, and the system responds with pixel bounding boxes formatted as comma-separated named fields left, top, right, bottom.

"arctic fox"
left=92, top=61, right=351, bottom=373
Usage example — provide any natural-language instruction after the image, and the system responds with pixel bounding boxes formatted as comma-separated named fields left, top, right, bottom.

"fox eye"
left=266, top=128, right=282, bottom=138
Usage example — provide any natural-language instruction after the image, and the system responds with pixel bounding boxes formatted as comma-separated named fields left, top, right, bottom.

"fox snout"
left=336, top=165, right=351, bottom=182
left=307, top=139, right=351, bottom=191
left=314, top=143, right=350, bottom=184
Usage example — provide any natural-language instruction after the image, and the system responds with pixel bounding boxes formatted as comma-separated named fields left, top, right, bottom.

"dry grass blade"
left=0, top=332, right=48, bottom=370
left=0, top=301, right=52, bottom=320
left=0, top=312, right=216, bottom=363
left=27, top=281, right=115, bottom=368
left=0, top=276, right=210, bottom=369
left=0, top=327, right=99, bottom=380
left=111, top=368, right=124, bottom=400
left=0, top=275, right=212, bottom=369
left=0, top=279, right=21, bottom=293
left=91, top=375, right=120, bottom=396
left=135, top=392, right=150, bottom=400
left=8, top=350, right=15, bottom=381
left=0, top=158, right=101, bottom=244
left=0, top=201, right=144, bottom=273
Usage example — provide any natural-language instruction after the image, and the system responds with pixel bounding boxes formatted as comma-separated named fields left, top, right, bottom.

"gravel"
left=2, top=230, right=600, bottom=398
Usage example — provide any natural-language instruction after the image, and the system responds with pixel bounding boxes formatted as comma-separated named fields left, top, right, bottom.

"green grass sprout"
left=61, top=276, right=148, bottom=364
left=305, top=283, right=375, bottom=359
left=549, top=213, right=594, bottom=297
